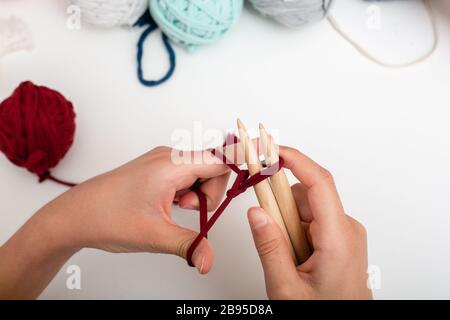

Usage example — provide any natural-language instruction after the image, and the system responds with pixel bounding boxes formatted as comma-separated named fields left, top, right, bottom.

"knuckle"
left=347, top=215, right=367, bottom=238
left=256, top=237, right=281, bottom=257
left=284, top=147, right=302, bottom=161
left=150, top=145, right=170, bottom=154
left=286, top=146, right=300, bottom=155
left=176, top=236, right=194, bottom=259
left=147, top=146, right=172, bottom=164
left=355, top=221, right=367, bottom=238
left=318, top=166, right=334, bottom=183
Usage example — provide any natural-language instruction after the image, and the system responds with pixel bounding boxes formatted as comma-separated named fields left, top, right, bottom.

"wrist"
left=34, top=194, right=83, bottom=256
left=5, top=206, right=80, bottom=267
left=0, top=201, right=79, bottom=299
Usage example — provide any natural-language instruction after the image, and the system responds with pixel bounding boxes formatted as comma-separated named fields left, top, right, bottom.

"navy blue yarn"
left=135, top=11, right=176, bottom=87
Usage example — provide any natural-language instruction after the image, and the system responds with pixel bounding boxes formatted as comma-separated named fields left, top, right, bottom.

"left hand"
left=46, top=146, right=231, bottom=272
left=0, top=147, right=230, bottom=299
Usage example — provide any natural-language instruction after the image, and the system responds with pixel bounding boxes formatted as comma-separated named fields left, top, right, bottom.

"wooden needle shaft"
left=259, top=124, right=311, bottom=263
left=237, top=119, right=297, bottom=264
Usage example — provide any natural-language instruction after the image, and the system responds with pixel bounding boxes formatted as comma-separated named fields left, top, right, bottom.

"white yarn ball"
left=249, top=0, right=333, bottom=28
left=0, top=16, right=34, bottom=59
left=69, top=0, right=149, bottom=27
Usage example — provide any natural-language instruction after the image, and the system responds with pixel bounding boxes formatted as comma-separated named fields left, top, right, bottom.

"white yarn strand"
left=327, top=0, right=438, bottom=68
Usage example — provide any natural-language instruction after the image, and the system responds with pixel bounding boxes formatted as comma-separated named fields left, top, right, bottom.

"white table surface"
left=1, top=0, right=450, bottom=299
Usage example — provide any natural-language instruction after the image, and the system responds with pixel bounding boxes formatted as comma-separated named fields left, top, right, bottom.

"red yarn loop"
left=186, top=136, right=285, bottom=267
left=0, top=81, right=77, bottom=187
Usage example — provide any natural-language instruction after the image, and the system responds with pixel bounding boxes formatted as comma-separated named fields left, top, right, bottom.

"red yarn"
left=186, top=135, right=284, bottom=267
left=0, top=81, right=76, bottom=187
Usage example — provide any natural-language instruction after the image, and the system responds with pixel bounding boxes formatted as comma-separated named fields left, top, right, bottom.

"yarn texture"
left=0, top=16, right=34, bottom=58
left=249, top=0, right=333, bottom=28
left=69, top=0, right=148, bottom=27
left=150, top=0, right=243, bottom=51
left=0, top=82, right=76, bottom=186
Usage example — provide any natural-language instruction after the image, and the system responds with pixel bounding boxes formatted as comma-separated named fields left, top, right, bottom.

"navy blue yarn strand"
left=135, top=12, right=176, bottom=87
left=134, top=10, right=153, bottom=28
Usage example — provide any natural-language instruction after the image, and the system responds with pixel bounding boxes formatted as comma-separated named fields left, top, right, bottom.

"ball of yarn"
left=69, top=0, right=148, bottom=27
left=150, top=0, right=243, bottom=51
left=249, top=0, right=333, bottom=28
left=0, top=81, right=76, bottom=182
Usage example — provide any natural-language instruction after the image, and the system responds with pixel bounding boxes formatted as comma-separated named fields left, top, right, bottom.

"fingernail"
left=180, top=203, right=195, bottom=210
left=248, top=207, right=268, bottom=230
left=192, top=251, right=205, bottom=274
left=199, top=257, right=205, bottom=274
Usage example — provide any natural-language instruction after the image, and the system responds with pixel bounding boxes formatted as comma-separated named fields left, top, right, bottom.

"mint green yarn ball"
left=149, top=0, right=243, bottom=51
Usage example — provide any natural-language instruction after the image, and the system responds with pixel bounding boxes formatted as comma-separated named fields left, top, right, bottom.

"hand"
left=247, top=147, right=372, bottom=300
left=0, top=147, right=230, bottom=299
left=49, top=147, right=230, bottom=270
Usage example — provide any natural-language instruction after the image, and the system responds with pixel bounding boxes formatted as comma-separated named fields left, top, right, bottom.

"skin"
left=248, top=147, right=372, bottom=300
left=0, top=146, right=371, bottom=300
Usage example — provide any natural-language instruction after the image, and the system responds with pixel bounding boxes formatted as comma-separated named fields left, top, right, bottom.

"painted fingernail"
left=248, top=207, right=268, bottom=230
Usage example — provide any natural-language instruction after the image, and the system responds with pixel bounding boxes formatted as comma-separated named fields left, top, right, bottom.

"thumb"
left=161, top=223, right=214, bottom=275
left=247, top=207, right=299, bottom=292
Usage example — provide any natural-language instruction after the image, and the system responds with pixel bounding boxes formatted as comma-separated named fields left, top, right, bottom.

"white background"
left=1, top=0, right=450, bottom=299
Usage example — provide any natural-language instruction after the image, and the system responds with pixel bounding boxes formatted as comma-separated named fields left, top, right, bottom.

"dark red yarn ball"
left=0, top=81, right=76, bottom=184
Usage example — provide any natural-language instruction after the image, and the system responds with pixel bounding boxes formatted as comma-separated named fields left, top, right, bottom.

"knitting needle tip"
left=236, top=118, right=247, bottom=131
left=259, top=123, right=278, bottom=163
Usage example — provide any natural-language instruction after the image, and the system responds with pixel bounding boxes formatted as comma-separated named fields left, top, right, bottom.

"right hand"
left=247, top=147, right=372, bottom=300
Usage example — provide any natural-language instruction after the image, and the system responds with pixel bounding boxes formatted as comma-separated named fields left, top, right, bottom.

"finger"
left=302, top=222, right=313, bottom=248
left=279, top=146, right=345, bottom=229
left=291, top=183, right=313, bottom=223
left=171, top=149, right=230, bottom=180
left=220, top=137, right=263, bottom=165
left=247, top=207, right=300, bottom=294
left=179, top=172, right=231, bottom=211
left=173, top=189, right=191, bottom=204
left=171, top=137, right=265, bottom=183
left=160, top=222, right=214, bottom=274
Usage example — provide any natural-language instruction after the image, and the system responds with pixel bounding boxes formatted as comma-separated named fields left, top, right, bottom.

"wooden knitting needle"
left=237, top=119, right=297, bottom=264
left=259, top=123, right=311, bottom=264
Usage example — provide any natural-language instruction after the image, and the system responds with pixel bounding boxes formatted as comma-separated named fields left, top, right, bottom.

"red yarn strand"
left=186, top=139, right=285, bottom=267
left=38, top=171, right=77, bottom=188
